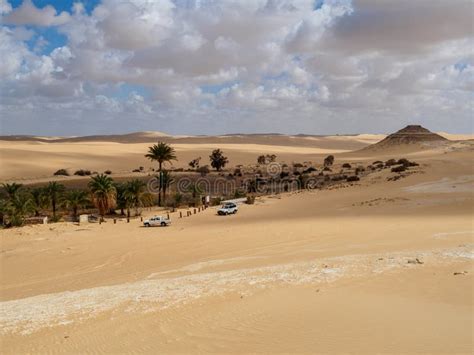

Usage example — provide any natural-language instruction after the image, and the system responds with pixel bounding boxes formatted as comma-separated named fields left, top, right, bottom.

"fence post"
left=180, top=211, right=182, bottom=218
left=114, top=219, right=116, bottom=224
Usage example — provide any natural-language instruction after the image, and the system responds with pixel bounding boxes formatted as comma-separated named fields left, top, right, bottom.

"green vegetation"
left=209, top=149, right=229, bottom=171
left=145, top=142, right=177, bottom=206
left=88, top=174, right=116, bottom=221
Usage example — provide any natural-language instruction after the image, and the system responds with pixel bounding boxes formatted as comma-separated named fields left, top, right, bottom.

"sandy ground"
left=0, top=134, right=473, bottom=353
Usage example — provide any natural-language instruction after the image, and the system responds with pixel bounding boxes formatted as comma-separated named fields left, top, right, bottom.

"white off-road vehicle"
left=143, top=216, right=171, bottom=227
left=217, top=202, right=238, bottom=215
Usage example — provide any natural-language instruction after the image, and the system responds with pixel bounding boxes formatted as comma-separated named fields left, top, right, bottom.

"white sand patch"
left=433, top=231, right=473, bottom=239
left=404, top=176, right=474, bottom=193
left=1, top=246, right=472, bottom=335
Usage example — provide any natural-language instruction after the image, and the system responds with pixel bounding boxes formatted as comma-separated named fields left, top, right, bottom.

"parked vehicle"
left=143, top=215, right=171, bottom=227
left=217, top=202, right=238, bottom=215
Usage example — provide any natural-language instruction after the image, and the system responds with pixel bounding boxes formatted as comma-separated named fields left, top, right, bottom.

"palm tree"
left=114, top=183, right=127, bottom=216
left=8, top=193, right=34, bottom=227
left=2, top=183, right=23, bottom=199
left=44, top=182, right=65, bottom=220
left=30, top=187, right=48, bottom=217
left=124, top=179, right=146, bottom=218
left=159, top=170, right=174, bottom=206
left=188, top=182, right=203, bottom=206
left=88, top=174, right=116, bottom=221
left=63, top=190, right=89, bottom=220
left=145, top=142, right=177, bottom=206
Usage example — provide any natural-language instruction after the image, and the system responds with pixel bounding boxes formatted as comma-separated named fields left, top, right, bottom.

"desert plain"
left=0, top=130, right=473, bottom=353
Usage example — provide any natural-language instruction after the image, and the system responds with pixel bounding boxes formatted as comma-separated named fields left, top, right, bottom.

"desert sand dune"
left=1, top=132, right=473, bottom=353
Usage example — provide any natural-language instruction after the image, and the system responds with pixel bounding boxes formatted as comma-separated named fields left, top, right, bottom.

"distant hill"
left=361, top=125, right=449, bottom=152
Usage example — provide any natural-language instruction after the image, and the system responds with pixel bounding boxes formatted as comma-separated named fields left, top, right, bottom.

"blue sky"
left=0, top=0, right=472, bottom=135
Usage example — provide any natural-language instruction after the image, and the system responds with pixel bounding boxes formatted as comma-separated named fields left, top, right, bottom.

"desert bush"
left=373, top=160, right=383, bottom=165
left=211, top=197, right=222, bottom=206
left=375, top=163, right=384, bottom=169
left=324, top=155, right=335, bottom=167
left=303, top=167, right=317, bottom=174
left=53, top=169, right=69, bottom=176
left=342, top=163, right=351, bottom=169
left=397, top=158, right=419, bottom=167
left=331, top=174, right=347, bottom=182
left=355, top=166, right=365, bottom=175
left=104, top=170, right=112, bottom=175
left=132, top=169, right=141, bottom=173
left=346, top=175, right=360, bottom=182
left=188, top=157, right=201, bottom=169
left=385, top=159, right=397, bottom=167
left=197, top=165, right=210, bottom=176
left=74, top=169, right=91, bottom=176
left=280, top=171, right=290, bottom=179
left=246, top=195, right=256, bottom=205
left=391, top=165, right=406, bottom=173
left=323, top=167, right=332, bottom=172
left=293, top=162, right=304, bottom=168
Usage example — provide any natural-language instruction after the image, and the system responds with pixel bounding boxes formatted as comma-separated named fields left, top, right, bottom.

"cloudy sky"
left=0, top=0, right=472, bottom=136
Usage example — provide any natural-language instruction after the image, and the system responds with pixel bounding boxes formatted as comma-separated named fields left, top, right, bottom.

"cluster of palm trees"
left=0, top=142, right=184, bottom=227
left=0, top=174, right=153, bottom=227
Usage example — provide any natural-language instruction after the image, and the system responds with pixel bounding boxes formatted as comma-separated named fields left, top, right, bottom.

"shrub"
left=211, top=197, right=222, bottom=206
left=323, top=167, right=332, bottom=172
left=246, top=195, right=256, bottom=205
left=355, top=166, right=365, bottom=175
left=347, top=176, right=360, bottom=182
left=391, top=165, right=406, bottom=173
left=324, top=155, right=335, bottom=167
left=293, top=163, right=304, bottom=168
left=132, top=169, right=141, bottom=172
left=197, top=165, right=210, bottom=176
left=280, top=171, right=290, bottom=179
left=53, top=169, right=69, bottom=176
left=373, top=160, right=383, bottom=165
left=303, top=167, right=317, bottom=174
left=74, top=169, right=91, bottom=176
left=104, top=170, right=112, bottom=175
left=342, top=163, right=352, bottom=169
left=331, top=174, right=347, bottom=182
left=188, top=157, right=201, bottom=169
left=375, top=163, right=384, bottom=169
left=385, top=159, right=397, bottom=167
left=397, top=158, right=419, bottom=167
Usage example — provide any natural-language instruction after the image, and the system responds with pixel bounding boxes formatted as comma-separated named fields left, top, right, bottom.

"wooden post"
left=127, top=217, right=130, bottom=223
left=194, top=208, right=196, bottom=214
left=180, top=211, right=182, bottom=218
left=167, top=213, right=170, bottom=219
left=114, top=219, right=116, bottom=224
left=140, top=216, right=143, bottom=222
